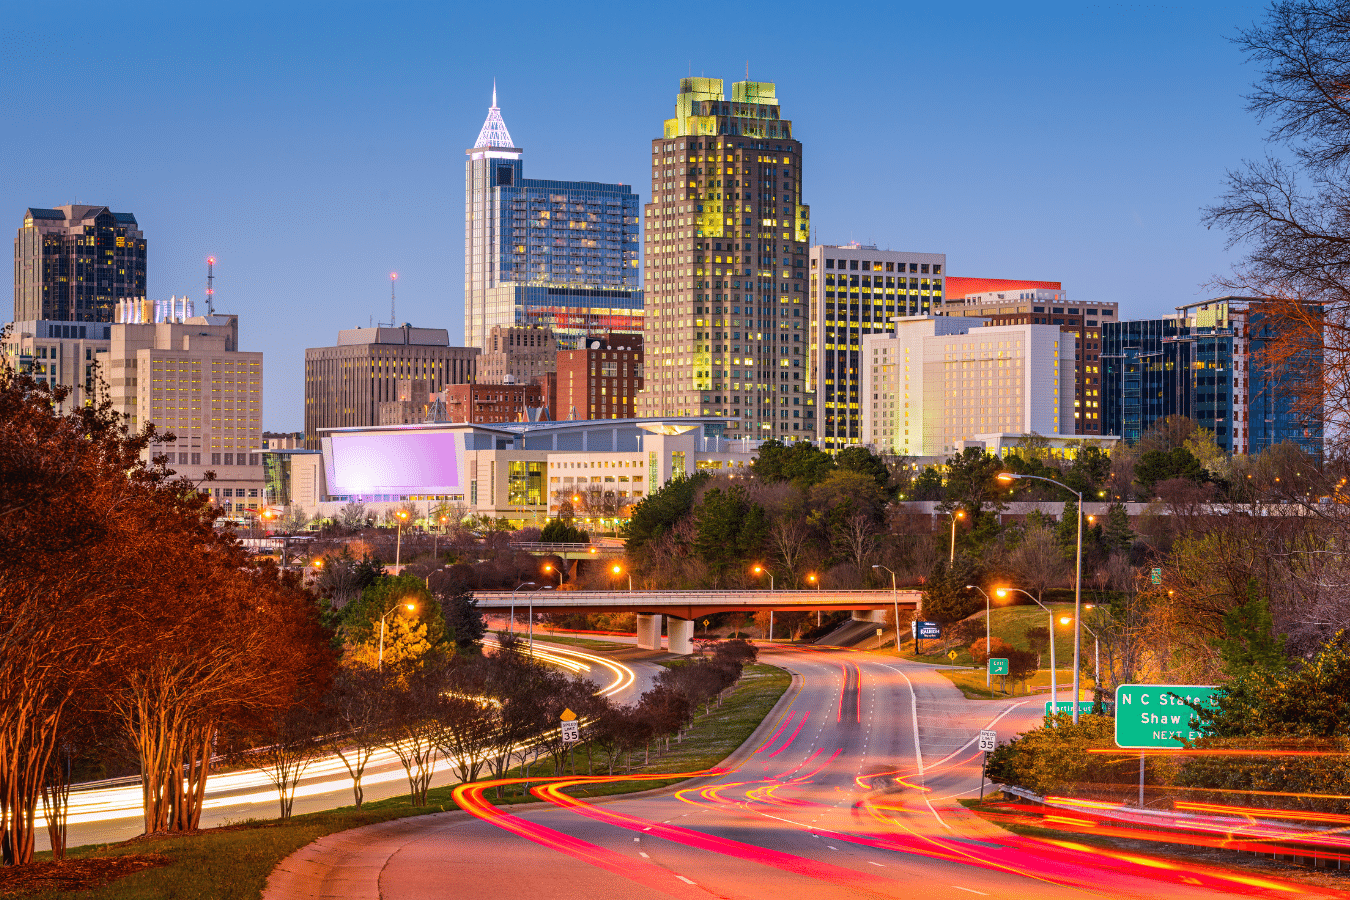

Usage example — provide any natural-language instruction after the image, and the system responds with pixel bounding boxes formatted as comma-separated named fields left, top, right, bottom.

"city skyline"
left=1, top=0, right=1271, bottom=429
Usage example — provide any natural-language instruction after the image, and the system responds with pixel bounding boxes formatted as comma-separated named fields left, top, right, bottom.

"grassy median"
left=7, top=663, right=790, bottom=900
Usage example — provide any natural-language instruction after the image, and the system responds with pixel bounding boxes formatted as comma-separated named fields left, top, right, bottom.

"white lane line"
left=952, top=887, right=988, bottom=896
left=868, top=861, right=885, bottom=867
left=882, top=663, right=952, bottom=832
left=925, top=702, right=1029, bottom=770
left=827, top=845, right=838, bottom=850
left=640, top=852, right=650, bottom=858
left=676, top=875, right=696, bottom=885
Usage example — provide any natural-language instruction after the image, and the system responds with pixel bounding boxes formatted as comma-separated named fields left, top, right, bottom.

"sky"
left=0, top=0, right=1274, bottom=430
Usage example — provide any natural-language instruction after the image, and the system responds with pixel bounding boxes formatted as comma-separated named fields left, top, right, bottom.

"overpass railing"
left=472, top=589, right=921, bottom=608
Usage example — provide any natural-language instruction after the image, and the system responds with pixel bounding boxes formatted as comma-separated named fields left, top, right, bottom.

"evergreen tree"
left=1103, top=502, right=1133, bottom=553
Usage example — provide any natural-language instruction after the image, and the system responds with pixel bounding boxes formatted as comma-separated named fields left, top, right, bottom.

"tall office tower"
left=808, top=244, right=945, bottom=450
left=940, top=285, right=1116, bottom=435
left=477, top=324, right=558, bottom=384
left=303, top=325, right=479, bottom=449
left=1102, top=297, right=1322, bottom=456
left=861, top=316, right=1075, bottom=458
left=14, top=206, right=146, bottom=322
left=97, top=314, right=264, bottom=515
left=464, top=88, right=642, bottom=351
left=636, top=78, right=812, bottom=439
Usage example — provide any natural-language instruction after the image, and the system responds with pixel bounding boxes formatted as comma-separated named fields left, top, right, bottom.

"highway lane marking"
left=951, top=888, right=987, bottom=895
left=881, top=663, right=952, bottom=833
left=640, top=852, right=650, bottom=858
left=676, top=875, right=696, bottom=884
left=868, top=861, right=885, bottom=867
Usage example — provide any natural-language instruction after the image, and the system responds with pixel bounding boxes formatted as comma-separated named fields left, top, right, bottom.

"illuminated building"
left=464, top=86, right=642, bottom=351
left=861, top=316, right=1076, bottom=458
left=808, top=244, right=945, bottom=450
left=1, top=320, right=111, bottom=414
left=303, top=325, right=479, bottom=449
left=941, top=283, right=1115, bottom=436
left=1102, top=297, right=1321, bottom=456
left=14, top=205, right=146, bottom=322
left=556, top=332, right=643, bottom=420
left=312, top=417, right=750, bottom=528
left=476, top=324, right=558, bottom=384
left=442, top=382, right=546, bottom=424
left=97, top=314, right=264, bottom=516
left=636, top=77, right=812, bottom=440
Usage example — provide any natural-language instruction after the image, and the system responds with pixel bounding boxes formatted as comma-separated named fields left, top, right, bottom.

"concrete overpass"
left=473, top=589, right=923, bottom=654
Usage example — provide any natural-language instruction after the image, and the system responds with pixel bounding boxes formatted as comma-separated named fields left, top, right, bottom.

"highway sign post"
left=560, top=708, right=580, bottom=744
left=1115, top=684, right=1217, bottom=807
left=978, top=730, right=997, bottom=800
left=912, top=620, right=940, bottom=652
left=988, top=657, right=1008, bottom=693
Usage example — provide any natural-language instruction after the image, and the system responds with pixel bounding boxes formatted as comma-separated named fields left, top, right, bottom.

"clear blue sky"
left=1, top=0, right=1271, bottom=430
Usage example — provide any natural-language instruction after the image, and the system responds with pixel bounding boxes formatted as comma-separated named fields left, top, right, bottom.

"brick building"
left=557, top=332, right=643, bottom=420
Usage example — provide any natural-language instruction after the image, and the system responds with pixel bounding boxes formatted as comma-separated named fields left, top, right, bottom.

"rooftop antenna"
left=390, top=272, right=398, bottom=326
left=205, top=256, right=216, bottom=315
left=746, top=60, right=749, bottom=79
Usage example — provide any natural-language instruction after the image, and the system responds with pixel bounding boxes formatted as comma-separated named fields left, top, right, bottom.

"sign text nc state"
left=1114, top=684, right=1218, bottom=749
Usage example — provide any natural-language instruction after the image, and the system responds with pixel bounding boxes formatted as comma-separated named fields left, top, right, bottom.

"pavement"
left=260, top=644, right=1323, bottom=900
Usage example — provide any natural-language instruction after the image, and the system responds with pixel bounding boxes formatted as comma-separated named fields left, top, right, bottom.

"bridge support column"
left=636, top=614, right=662, bottom=650
left=667, top=617, right=694, bottom=656
left=856, top=609, right=887, bottom=624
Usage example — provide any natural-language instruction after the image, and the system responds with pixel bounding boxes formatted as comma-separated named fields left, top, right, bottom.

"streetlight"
left=434, top=515, right=448, bottom=558
left=395, top=509, right=409, bottom=568
left=752, top=565, right=774, bottom=641
left=510, top=582, right=536, bottom=634
left=377, top=602, right=417, bottom=671
left=807, top=573, right=820, bottom=627
left=949, top=508, right=966, bottom=563
left=965, top=585, right=996, bottom=688
left=996, top=587, right=1059, bottom=715
left=872, top=564, right=900, bottom=655
left=543, top=562, right=563, bottom=588
left=611, top=563, right=632, bottom=591
left=998, top=471, right=1085, bottom=723
left=529, top=585, right=555, bottom=655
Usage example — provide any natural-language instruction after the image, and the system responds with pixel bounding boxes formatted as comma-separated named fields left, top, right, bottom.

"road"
left=267, top=645, right=1331, bottom=900
left=52, top=640, right=651, bottom=851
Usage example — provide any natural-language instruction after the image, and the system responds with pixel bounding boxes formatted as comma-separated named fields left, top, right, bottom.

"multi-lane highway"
left=267, top=645, right=1330, bottom=900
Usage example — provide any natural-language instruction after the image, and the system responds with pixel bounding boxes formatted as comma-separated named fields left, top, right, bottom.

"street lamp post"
left=378, top=602, right=417, bottom=671
left=543, top=562, right=563, bottom=588
left=395, top=509, right=409, bottom=568
left=872, top=564, right=900, bottom=654
left=965, top=585, right=995, bottom=688
left=997, top=587, right=1059, bottom=715
left=752, top=565, right=773, bottom=640
left=509, top=582, right=537, bottom=634
left=807, top=573, right=820, bottom=626
left=528, top=585, right=555, bottom=655
left=611, top=564, right=632, bottom=591
left=949, top=509, right=966, bottom=563
left=998, top=472, right=1084, bottom=723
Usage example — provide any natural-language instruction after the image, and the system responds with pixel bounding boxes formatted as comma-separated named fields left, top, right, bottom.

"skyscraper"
left=636, top=78, right=812, bottom=439
left=14, top=205, right=146, bottom=322
left=464, top=87, right=642, bottom=352
left=808, top=244, right=945, bottom=450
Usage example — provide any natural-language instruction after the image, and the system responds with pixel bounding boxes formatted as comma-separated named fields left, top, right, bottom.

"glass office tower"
left=464, top=88, right=642, bottom=351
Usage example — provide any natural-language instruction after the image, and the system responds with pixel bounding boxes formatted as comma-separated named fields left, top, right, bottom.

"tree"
left=241, top=703, right=325, bottom=821
left=1008, top=521, right=1071, bottom=606
left=1214, top=582, right=1288, bottom=679
left=323, top=667, right=387, bottom=809
left=920, top=556, right=983, bottom=624
left=769, top=516, right=812, bottom=587
left=1135, top=447, right=1208, bottom=494
left=541, top=518, right=589, bottom=543
left=692, top=485, right=767, bottom=583
left=969, top=636, right=1014, bottom=668
left=624, top=473, right=709, bottom=564
left=751, top=439, right=835, bottom=488
left=835, top=446, right=890, bottom=491
left=1005, top=649, right=1041, bottom=693
left=339, top=501, right=369, bottom=530
left=1102, top=502, right=1134, bottom=554
left=441, top=589, right=487, bottom=653
left=1204, top=1, right=1350, bottom=433
left=382, top=669, right=441, bottom=807
left=939, top=448, right=1007, bottom=519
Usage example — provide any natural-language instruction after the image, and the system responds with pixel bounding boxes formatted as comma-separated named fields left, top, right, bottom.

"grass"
left=527, top=634, right=633, bottom=652
left=936, top=666, right=1095, bottom=701
left=899, top=602, right=1086, bottom=669
left=13, top=664, right=791, bottom=900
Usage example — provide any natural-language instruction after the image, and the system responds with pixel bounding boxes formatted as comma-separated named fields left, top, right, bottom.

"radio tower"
left=389, top=272, right=398, bottom=326
left=205, top=257, right=217, bottom=315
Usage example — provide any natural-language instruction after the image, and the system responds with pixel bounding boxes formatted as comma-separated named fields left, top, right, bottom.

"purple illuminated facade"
left=322, top=429, right=464, bottom=497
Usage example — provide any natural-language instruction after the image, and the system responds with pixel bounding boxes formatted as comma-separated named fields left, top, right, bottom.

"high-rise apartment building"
left=940, top=285, right=1114, bottom=436
left=1102, top=297, right=1322, bottom=456
left=464, top=88, right=642, bottom=351
left=97, top=314, right=264, bottom=515
left=636, top=77, right=812, bottom=439
left=1, top=320, right=112, bottom=414
left=303, top=325, right=479, bottom=449
left=14, top=206, right=146, bottom=322
left=476, top=324, right=558, bottom=384
left=808, top=244, right=945, bottom=450
left=862, top=316, right=1076, bottom=458
left=556, top=332, right=644, bottom=420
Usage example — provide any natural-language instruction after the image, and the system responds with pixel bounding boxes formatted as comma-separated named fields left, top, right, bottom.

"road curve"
left=265, top=646, right=1333, bottom=900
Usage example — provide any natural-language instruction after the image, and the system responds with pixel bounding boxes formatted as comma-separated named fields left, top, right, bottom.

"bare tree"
left=323, top=668, right=387, bottom=809
left=837, top=511, right=879, bottom=572
left=1007, top=521, right=1070, bottom=604
left=770, top=516, right=812, bottom=586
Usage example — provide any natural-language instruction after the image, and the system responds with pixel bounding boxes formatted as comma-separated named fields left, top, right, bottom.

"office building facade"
left=808, top=244, right=946, bottom=450
left=940, top=287, right=1116, bottom=435
left=556, top=332, right=644, bottom=420
left=15, top=206, right=146, bottom=322
left=861, top=316, right=1075, bottom=458
left=443, top=382, right=545, bottom=424
left=637, top=77, right=812, bottom=439
left=303, top=325, right=478, bottom=449
left=465, top=88, right=642, bottom=351
left=97, top=315, right=264, bottom=515
left=2, top=320, right=112, bottom=414
left=476, top=324, right=558, bottom=384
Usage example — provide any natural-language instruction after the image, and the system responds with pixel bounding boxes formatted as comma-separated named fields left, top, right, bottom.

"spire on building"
left=474, top=80, right=515, bottom=149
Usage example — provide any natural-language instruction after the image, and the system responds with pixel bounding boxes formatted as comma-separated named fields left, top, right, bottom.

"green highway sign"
left=1114, top=684, right=1218, bottom=748
left=1150, top=567, right=1162, bottom=585
left=988, top=658, right=1009, bottom=675
left=1045, top=700, right=1116, bottom=717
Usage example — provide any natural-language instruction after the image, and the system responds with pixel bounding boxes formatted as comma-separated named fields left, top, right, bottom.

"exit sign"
left=1114, top=684, right=1217, bottom=749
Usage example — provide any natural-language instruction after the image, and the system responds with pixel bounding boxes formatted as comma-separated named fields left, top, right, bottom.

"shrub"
left=984, top=714, right=1116, bottom=796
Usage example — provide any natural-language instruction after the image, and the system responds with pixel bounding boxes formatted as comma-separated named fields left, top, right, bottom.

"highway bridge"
left=473, top=589, right=922, bottom=653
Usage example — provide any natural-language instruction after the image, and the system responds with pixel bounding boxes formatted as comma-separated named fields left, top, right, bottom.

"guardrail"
left=473, top=589, right=921, bottom=612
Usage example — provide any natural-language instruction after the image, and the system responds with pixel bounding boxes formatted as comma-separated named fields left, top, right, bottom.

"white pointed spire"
left=474, top=81, right=515, bottom=149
